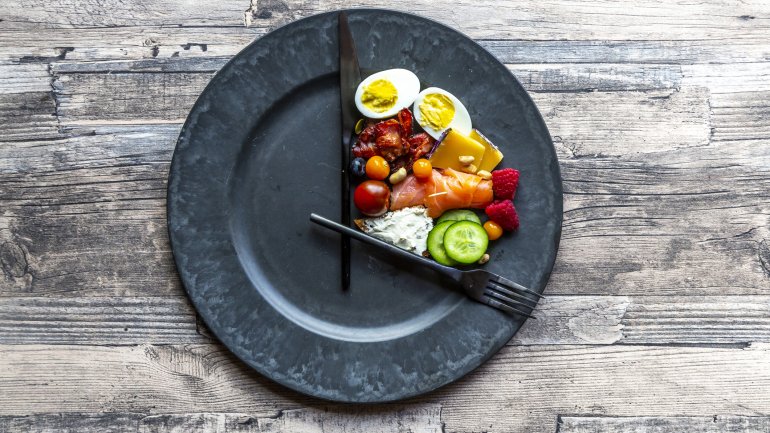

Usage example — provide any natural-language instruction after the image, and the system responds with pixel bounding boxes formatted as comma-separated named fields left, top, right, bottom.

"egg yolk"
left=361, top=79, right=398, bottom=113
left=418, top=93, right=455, bottom=130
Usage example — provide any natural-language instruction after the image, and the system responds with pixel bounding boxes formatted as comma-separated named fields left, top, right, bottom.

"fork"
left=309, top=213, right=542, bottom=319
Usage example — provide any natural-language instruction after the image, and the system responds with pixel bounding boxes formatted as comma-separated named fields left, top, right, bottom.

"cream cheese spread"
left=355, top=206, right=434, bottom=254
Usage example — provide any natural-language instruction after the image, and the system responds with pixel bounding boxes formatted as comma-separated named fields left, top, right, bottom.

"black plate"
left=167, top=9, right=562, bottom=402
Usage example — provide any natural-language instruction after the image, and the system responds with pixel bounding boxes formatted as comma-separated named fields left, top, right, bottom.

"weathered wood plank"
left=0, top=91, right=59, bottom=141
left=0, top=0, right=246, bottom=27
left=0, top=297, right=206, bottom=345
left=46, top=62, right=683, bottom=125
left=9, top=411, right=770, bottom=433
left=512, top=64, right=681, bottom=92
left=0, top=127, right=180, bottom=296
left=0, top=124, right=178, bottom=174
left=1, top=343, right=769, bottom=432
left=535, top=86, right=709, bottom=157
left=0, top=413, right=264, bottom=433
left=0, top=64, right=50, bottom=94
left=33, top=59, right=758, bottom=149
left=484, top=39, right=770, bottom=65
left=518, top=296, right=627, bottom=345
left=0, top=206, right=181, bottom=296
left=0, top=24, right=264, bottom=62
left=2, top=23, right=769, bottom=65
left=258, top=406, right=443, bottom=433
left=558, top=415, right=770, bottom=433
left=556, top=148, right=770, bottom=295
left=2, top=0, right=768, bottom=43
left=0, top=408, right=442, bottom=433
left=683, top=62, right=770, bottom=92
left=436, top=343, right=770, bottom=432
left=619, top=296, right=770, bottom=344
left=23, top=59, right=713, bottom=157
left=0, top=85, right=714, bottom=166
left=42, top=60, right=703, bottom=153
left=51, top=58, right=228, bottom=73
left=53, top=71, right=211, bottom=123
left=0, top=413, right=146, bottom=433
left=138, top=414, right=261, bottom=433
left=710, top=91, right=770, bottom=143
left=46, top=58, right=687, bottom=89
left=3, top=295, right=769, bottom=346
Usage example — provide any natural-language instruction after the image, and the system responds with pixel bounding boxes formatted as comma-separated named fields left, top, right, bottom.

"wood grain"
left=0, top=408, right=442, bottom=433
left=555, top=145, right=770, bottom=295
left=2, top=25, right=768, bottom=65
left=46, top=61, right=684, bottom=126
left=2, top=295, right=769, bottom=345
left=0, top=413, right=148, bottom=433
left=5, top=412, right=770, bottom=433
left=0, top=413, right=263, bottom=433
left=3, top=0, right=768, bottom=42
left=0, top=64, right=50, bottom=94
left=1, top=343, right=769, bottom=432
left=536, top=86, right=710, bottom=157
left=0, top=297, right=206, bottom=345
left=258, top=406, right=442, bottom=433
left=558, top=415, right=770, bottom=433
left=710, top=91, right=770, bottom=143
left=0, top=91, right=59, bottom=141
left=518, top=295, right=770, bottom=345
left=53, top=71, right=211, bottom=123
left=0, top=24, right=264, bottom=62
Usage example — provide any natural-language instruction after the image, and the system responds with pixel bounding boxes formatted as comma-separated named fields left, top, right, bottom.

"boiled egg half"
left=412, top=87, right=472, bottom=140
left=355, top=69, right=420, bottom=119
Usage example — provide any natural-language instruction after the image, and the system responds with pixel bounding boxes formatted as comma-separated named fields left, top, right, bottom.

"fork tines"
left=484, top=275, right=543, bottom=319
left=482, top=292, right=537, bottom=319
left=491, top=274, right=544, bottom=299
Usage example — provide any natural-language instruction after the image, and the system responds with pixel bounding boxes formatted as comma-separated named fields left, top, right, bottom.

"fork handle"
left=310, top=213, right=462, bottom=281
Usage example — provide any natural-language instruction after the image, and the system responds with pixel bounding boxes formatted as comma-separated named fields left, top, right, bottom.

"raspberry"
left=485, top=200, right=519, bottom=231
left=492, top=168, right=519, bottom=200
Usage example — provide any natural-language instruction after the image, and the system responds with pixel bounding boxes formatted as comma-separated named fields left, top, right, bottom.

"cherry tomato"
left=365, top=156, right=390, bottom=180
left=354, top=180, right=390, bottom=216
left=483, top=220, right=503, bottom=241
left=412, top=158, right=433, bottom=180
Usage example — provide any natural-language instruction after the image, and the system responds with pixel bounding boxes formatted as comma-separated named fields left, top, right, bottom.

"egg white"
left=412, top=87, right=472, bottom=140
left=354, top=69, right=420, bottom=119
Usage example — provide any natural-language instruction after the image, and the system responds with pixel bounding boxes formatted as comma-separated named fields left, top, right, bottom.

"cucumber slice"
left=444, top=221, right=489, bottom=264
left=435, top=209, right=481, bottom=226
left=427, top=221, right=459, bottom=266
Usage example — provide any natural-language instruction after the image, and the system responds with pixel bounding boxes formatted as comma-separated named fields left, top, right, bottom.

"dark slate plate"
left=167, top=9, right=562, bottom=402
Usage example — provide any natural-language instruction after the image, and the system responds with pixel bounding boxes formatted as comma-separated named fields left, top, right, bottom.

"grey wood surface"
left=1, top=0, right=769, bottom=432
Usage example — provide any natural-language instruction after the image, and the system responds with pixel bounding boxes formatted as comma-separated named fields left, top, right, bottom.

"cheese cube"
left=471, top=129, right=504, bottom=172
left=428, top=129, right=486, bottom=173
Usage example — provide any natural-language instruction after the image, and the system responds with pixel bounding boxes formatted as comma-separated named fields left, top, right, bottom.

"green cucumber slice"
left=443, top=221, right=489, bottom=264
left=427, top=221, right=459, bottom=266
left=435, top=209, right=481, bottom=226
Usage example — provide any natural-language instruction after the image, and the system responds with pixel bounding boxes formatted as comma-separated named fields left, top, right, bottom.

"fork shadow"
left=360, top=243, right=465, bottom=295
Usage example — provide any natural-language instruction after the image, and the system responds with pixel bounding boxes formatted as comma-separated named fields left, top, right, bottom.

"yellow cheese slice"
left=428, top=129, right=486, bottom=173
left=470, top=129, right=504, bottom=172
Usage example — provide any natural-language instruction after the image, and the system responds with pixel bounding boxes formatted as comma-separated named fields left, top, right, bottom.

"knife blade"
left=338, top=12, right=361, bottom=291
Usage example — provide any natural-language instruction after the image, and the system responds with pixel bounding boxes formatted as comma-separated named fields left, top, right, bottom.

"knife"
left=338, top=12, right=361, bottom=291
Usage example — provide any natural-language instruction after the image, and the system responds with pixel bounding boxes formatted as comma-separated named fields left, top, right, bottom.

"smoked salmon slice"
left=390, top=168, right=493, bottom=218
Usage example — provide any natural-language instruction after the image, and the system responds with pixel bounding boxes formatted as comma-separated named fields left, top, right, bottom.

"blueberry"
left=350, top=157, right=366, bottom=178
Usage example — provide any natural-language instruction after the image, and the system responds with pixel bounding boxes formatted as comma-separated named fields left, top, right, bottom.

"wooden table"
left=1, top=1, right=769, bottom=432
